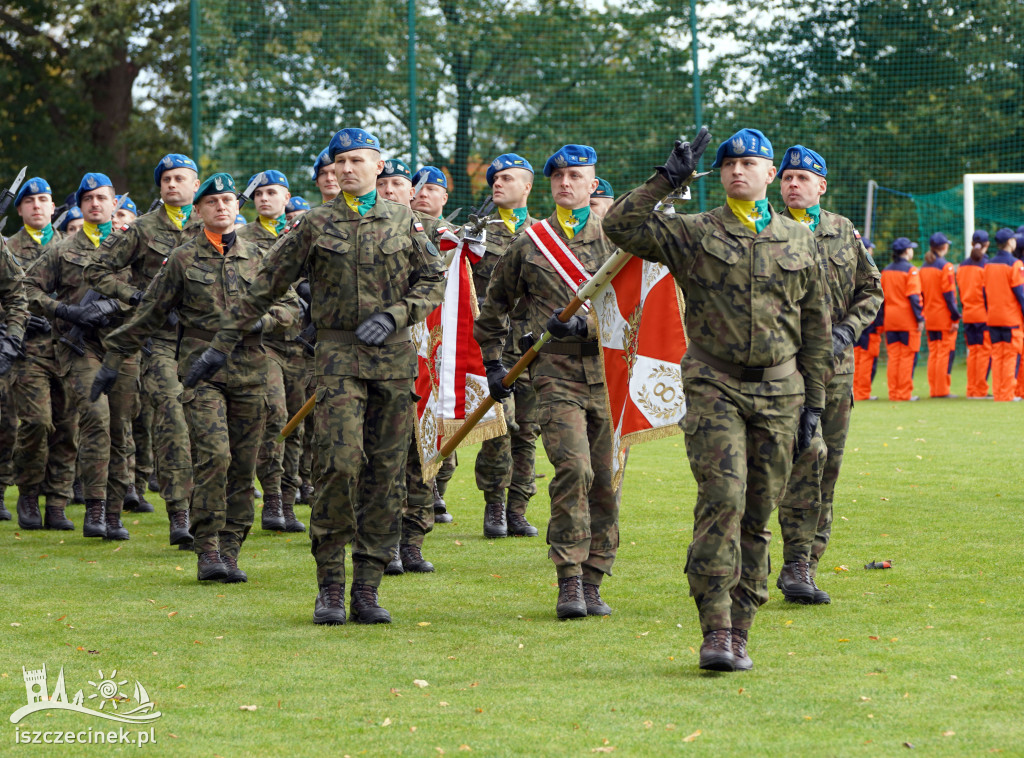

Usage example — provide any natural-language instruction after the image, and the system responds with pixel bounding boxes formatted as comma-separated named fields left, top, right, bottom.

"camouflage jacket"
left=237, top=220, right=304, bottom=342
left=5, top=227, right=62, bottom=356
left=475, top=210, right=615, bottom=385
left=474, top=213, right=537, bottom=357
left=0, top=237, right=28, bottom=344
left=23, top=230, right=134, bottom=361
left=102, top=233, right=300, bottom=388
left=602, top=173, right=832, bottom=408
left=84, top=205, right=202, bottom=341
left=235, top=219, right=278, bottom=252
left=209, top=197, right=446, bottom=381
left=800, top=208, right=882, bottom=375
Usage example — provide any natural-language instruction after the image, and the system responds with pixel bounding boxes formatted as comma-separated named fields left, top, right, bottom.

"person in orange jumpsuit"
left=982, top=228, right=1024, bottom=402
left=853, top=240, right=883, bottom=400
left=920, top=232, right=961, bottom=397
left=881, top=238, right=923, bottom=401
left=957, top=230, right=991, bottom=398
left=1016, top=232, right=1024, bottom=398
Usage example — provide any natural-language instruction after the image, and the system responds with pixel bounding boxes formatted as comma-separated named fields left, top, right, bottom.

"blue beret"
left=486, top=153, right=534, bottom=186
left=379, top=159, right=413, bottom=181
left=995, top=228, right=1015, bottom=246
left=154, top=154, right=198, bottom=186
left=58, top=205, right=83, bottom=231
left=15, top=177, right=52, bottom=206
left=286, top=196, right=310, bottom=213
left=972, top=229, right=989, bottom=244
left=311, top=147, right=332, bottom=182
left=328, top=128, right=381, bottom=159
left=892, top=237, right=918, bottom=252
left=413, top=166, right=448, bottom=189
left=780, top=144, right=827, bottom=177
left=929, top=232, right=950, bottom=247
left=75, top=172, right=114, bottom=206
left=195, top=173, right=236, bottom=201
left=711, top=129, right=773, bottom=168
left=248, top=170, right=289, bottom=189
left=543, top=144, right=597, bottom=177
left=115, top=195, right=138, bottom=215
left=862, top=237, right=874, bottom=249
left=591, top=177, right=614, bottom=199
left=234, top=214, right=247, bottom=226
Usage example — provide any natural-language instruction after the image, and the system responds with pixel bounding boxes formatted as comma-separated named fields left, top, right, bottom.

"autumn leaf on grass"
left=591, top=748, right=615, bottom=754
left=682, top=729, right=702, bottom=742
left=381, top=717, right=392, bottom=727
left=414, top=679, right=429, bottom=688
left=239, top=705, right=258, bottom=711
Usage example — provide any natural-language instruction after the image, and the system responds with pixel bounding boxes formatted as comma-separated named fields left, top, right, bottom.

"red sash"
left=525, top=220, right=592, bottom=311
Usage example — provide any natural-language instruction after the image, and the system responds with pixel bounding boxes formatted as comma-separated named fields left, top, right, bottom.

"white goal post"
left=963, top=173, right=1024, bottom=260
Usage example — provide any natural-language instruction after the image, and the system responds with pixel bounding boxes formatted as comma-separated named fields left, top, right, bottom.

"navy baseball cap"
left=995, top=228, right=1015, bottom=246
left=892, top=237, right=918, bottom=252
left=972, top=229, right=989, bottom=244
left=929, top=232, right=950, bottom=247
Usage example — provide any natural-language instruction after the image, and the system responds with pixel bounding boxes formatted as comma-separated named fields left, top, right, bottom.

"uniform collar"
left=717, top=201, right=790, bottom=241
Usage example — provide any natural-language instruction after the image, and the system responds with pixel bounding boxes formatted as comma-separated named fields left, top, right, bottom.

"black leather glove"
left=484, top=359, right=513, bottom=401
left=656, top=126, right=712, bottom=187
left=355, top=312, right=396, bottom=346
left=55, top=302, right=99, bottom=328
left=128, top=290, right=145, bottom=307
left=0, top=335, right=20, bottom=377
left=89, top=364, right=119, bottom=401
left=296, top=281, right=311, bottom=303
left=249, top=315, right=266, bottom=334
left=546, top=308, right=588, bottom=340
left=184, top=347, right=228, bottom=388
left=25, top=315, right=51, bottom=337
left=831, top=323, right=856, bottom=356
left=796, top=406, right=823, bottom=460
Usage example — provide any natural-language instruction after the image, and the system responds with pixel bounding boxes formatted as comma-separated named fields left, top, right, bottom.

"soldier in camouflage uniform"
left=773, top=146, right=882, bottom=605
left=3, top=178, right=78, bottom=530
left=84, top=154, right=201, bottom=546
left=474, top=153, right=540, bottom=538
left=236, top=170, right=308, bottom=533
left=187, top=129, right=445, bottom=624
left=312, top=147, right=340, bottom=206
left=23, top=173, right=141, bottom=541
left=476, top=144, right=621, bottom=620
left=93, top=172, right=299, bottom=582
left=0, top=236, right=30, bottom=522
left=603, top=128, right=832, bottom=671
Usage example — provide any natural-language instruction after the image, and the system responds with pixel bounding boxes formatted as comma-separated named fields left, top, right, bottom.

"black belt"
left=542, top=340, right=601, bottom=357
left=687, top=343, right=797, bottom=382
left=317, top=327, right=412, bottom=345
left=182, top=327, right=263, bottom=347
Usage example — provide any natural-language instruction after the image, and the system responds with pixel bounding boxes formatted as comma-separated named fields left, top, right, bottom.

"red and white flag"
left=591, top=256, right=687, bottom=489
left=413, top=230, right=506, bottom=479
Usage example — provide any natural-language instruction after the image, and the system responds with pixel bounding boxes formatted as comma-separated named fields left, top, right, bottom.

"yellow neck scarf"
left=82, top=221, right=110, bottom=248
left=727, top=197, right=771, bottom=234
left=259, top=215, right=279, bottom=238
left=25, top=225, right=44, bottom=245
left=556, top=204, right=590, bottom=240
left=498, top=206, right=528, bottom=234
left=165, top=203, right=188, bottom=231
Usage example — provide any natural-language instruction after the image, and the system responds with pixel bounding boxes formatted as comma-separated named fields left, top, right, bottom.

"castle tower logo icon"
left=10, top=664, right=162, bottom=725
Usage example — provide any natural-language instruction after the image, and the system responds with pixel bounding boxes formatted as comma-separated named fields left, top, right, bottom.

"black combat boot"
left=730, top=628, right=753, bottom=671
left=583, top=582, right=612, bottom=616
left=197, top=551, right=228, bottom=581
left=433, top=481, right=452, bottom=523
left=219, top=552, right=248, bottom=583
left=82, top=499, right=106, bottom=538
left=299, top=482, right=314, bottom=505
left=147, top=473, right=159, bottom=492
left=0, top=485, right=10, bottom=520
left=384, top=546, right=404, bottom=576
left=808, top=562, right=831, bottom=604
left=506, top=507, right=538, bottom=537
left=699, top=629, right=735, bottom=672
left=123, top=483, right=141, bottom=512
left=104, top=511, right=130, bottom=540
left=71, top=478, right=85, bottom=505
left=483, top=498, right=507, bottom=538
left=350, top=583, right=392, bottom=624
left=313, top=583, right=346, bottom=625
left=261, top=493, right=286, bottom=531
left=281, top=500, right=306, bottom=533
left=16, top=485, right=43, bottom=530
left=776, top=561, right=816, bottom=604
left=400, top=544, right=435, bottom=573
left=169, top=509, right=192, bottom=546
left=556, top=575, right=587, bottom=619
left=44, top=498, right=74, bottom=531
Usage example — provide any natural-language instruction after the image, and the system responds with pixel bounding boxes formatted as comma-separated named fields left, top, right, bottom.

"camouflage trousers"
left=475, top=375, right=539, bottom=515
left=298, top=357, right=316, bottom=487
left=681, top=378, right=801, bottom=633
left=434, top=448, right=456, bottom=497
left=182, top=381, right=266, bottom=557
left=60, top=348, right=140, bottom=513
left=132, top=387, right=154, bottom=489
left=11, top=352, right=78, bottom=501
left=401, top=404, right=434, bottom=549
left=0, top=374, right=16, bottom=486
left=256, top=342, right=311, bottom=505
left=141, top=338, right=192, bottom=514
left=778, top=372, right=854, bottom=569
left=533, top=375, right=619, bottom=585
left=311, top=375, right=410, bottom=589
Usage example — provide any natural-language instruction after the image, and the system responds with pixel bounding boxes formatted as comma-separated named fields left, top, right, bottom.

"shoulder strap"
left=525, top=220, right=592, bottom=311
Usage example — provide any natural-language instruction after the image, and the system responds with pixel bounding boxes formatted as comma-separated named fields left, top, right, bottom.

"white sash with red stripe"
left=525, top=219, right=592, bottom=312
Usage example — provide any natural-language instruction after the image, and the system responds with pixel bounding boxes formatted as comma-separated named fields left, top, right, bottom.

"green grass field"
left=3, top=365, right=1023, bottom=757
